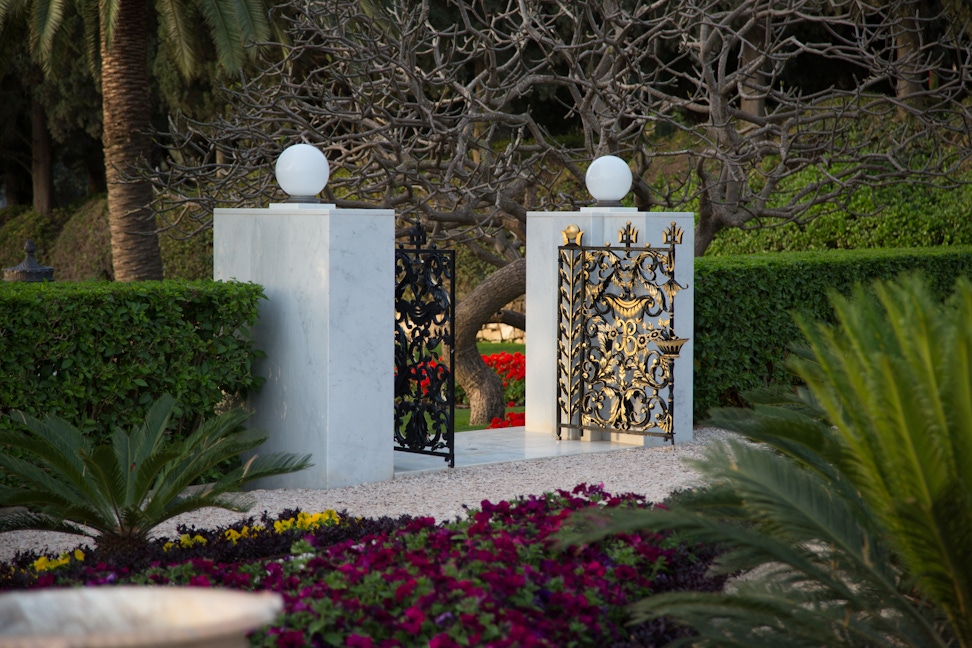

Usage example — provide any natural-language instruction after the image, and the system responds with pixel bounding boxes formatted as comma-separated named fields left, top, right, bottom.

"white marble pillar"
left=525, top=208, right=695, bottom=445
left=214, top=204, right=395, bottom=489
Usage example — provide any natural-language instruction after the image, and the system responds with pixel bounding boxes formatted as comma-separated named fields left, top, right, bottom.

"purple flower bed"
left=0, top=485, right=726, bottom=647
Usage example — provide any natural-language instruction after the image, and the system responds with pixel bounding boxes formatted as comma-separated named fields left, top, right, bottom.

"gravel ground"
left=0, top=428, right=733, bottom=563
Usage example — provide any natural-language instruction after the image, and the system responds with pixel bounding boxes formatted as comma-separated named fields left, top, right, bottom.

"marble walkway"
left=393, top=427, right=663, bottom=476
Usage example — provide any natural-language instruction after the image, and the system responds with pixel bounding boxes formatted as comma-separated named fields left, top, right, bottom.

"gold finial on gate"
left=561, top=224, right=584, bottom=246
left=618, top=222, right=639, bottom=247
left=663, top=222, right=684, bottom=245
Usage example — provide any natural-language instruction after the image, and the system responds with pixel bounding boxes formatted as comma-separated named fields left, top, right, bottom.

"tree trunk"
left=31, top=97, right=54, bottom=217
left=454, top=258, right=526, bottom=426
left=739, top=17, right=767, bottom=121
left=694, top=164, right=723, bottom=256
left=2, top=111, right=29, bottom=206
left=100, top=0, right=164, bottom=281
left=490, top=309, right=525, bottom=332
left=893, top=5, right=924, bottom=115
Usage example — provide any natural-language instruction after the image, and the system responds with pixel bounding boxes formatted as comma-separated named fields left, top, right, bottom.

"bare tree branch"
left=145, top=0, right=972, bottom=255
left=141, top=0, right=972, bottom=420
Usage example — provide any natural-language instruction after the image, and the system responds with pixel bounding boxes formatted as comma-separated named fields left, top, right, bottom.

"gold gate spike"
left=561, top=224, right=585, bottom=246
left=618, top=222, right=638, bottom=247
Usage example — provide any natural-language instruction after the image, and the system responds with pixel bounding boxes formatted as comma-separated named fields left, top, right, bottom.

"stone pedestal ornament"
left=525, top=156, right=695, bottom=446
left=214, top=144, right=395, bottom=489
left=2, top=240, right=54, bottom=282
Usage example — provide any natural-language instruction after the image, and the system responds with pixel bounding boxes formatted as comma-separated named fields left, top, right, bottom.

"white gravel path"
left=0, top=428, right=732, bottom=563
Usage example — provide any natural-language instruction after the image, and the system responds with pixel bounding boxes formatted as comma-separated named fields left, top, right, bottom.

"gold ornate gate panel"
left=556, top=222, right=688, bottom=443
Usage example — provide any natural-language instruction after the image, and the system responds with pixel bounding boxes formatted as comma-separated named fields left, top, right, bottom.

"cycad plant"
left=0, top=394, right=311, bottom=556
left=560, top=273, right=972, bottom=647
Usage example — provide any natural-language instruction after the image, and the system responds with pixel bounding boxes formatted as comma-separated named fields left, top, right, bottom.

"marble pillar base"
left=214, top=205, right=395, bottom=489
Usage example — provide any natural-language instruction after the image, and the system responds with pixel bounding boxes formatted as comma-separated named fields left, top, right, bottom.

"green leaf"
left=0, top=393, right=307, bottom=551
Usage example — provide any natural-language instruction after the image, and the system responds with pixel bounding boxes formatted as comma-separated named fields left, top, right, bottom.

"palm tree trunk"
left=100, top=0, right=164, bottom=281
left=31, top=96, right=54, bottom=217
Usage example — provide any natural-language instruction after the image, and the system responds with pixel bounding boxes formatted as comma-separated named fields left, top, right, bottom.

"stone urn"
left=0, top=587, right=283, bottom=648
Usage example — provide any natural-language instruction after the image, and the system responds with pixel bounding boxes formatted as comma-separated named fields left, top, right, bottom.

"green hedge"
left=706, top=174, right=972, bottom=255
left=694, top=246, right=972, bottom=420
left=0, top=280, right=265, bottom=442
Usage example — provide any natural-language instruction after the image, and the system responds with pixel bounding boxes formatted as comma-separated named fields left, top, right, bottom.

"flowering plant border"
left=0, top=485, right=725, bottom=647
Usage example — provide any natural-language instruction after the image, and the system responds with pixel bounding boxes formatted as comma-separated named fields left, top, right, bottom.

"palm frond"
left=193, top=0, right=243, bottom=70
left=5, top=411, right=91, bottom=472
left=99, top=0, right=121, bottom=48
left=78, top=445, right=127, bottom=527
left=155, top=0, right=198, bottom=76
left=789, top=275, right=972, bottom=644
left=162, top=489, right=255, bottom=522
left=563, top=274, right=972, bottom=647
left=78, top=0, right=99, bottom=76
left=0, top=452, right=90, bottom=510
left=0, top=395, right=308, bottom=553
left=0, top=510, right=93, bottom=538
left=28, top=0, right=63, bottom=66
left=132, top=448, right=185, bottom=501
left=115, top=394, right=175, bottom=504
left=231, top=451, right=312, bottom=484
left=632, top=584, right=945, bottom=648
left=130, top=393, right=175, bottom=464
left=0, top=479, right=82, bottom=512
left=230, top=0, right=268, bottom=47
left=0, top=0, right=27, bottom=22
left=131, top=488, right=256, bottom=533
left=143, top=410, right=259, bottom=511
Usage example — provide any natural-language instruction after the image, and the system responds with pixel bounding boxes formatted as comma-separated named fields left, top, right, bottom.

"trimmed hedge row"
left=5, top=251, right=969, bottom=436
left=0, top=281, right=265, bottom=443
left=693, top=246, right=972, bottom=420
left=705, top=171, right=972, bottom=256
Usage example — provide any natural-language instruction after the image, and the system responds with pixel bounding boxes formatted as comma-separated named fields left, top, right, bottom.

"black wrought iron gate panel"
left=394, top=226, right=455, bottom=466
left=557, top=221, right=688, bottom=443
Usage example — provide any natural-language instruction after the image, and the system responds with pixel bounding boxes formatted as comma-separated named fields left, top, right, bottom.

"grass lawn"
left=476, top=341, right=525, bottom=356
left=455, top=405, right=525, bottom=432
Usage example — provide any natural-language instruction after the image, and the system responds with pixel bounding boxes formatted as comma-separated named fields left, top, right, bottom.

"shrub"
left=484, top=351, right=526, bottom=405
left=693, top=246, right=972, bottom=418
left=563, top=274, right=972, bottom=647
left=0, top=394, right=311, bottom=558
left=0, top=280, right=264, bottom=448
left=488, top=411, right=525, bottom=428
left=706, top=173, right=972, bottom=255
left=2, top=197, right=214, bottom=281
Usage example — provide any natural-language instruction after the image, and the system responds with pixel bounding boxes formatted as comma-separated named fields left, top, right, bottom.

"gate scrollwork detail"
left=557, top=221, right=687, bottom=443
left=394, top=224, right=455, bottom=466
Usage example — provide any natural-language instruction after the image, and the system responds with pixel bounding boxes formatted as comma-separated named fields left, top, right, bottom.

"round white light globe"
left=274, top=144, right=330, bottom=200
left=585, top=155, right=632, bottom=203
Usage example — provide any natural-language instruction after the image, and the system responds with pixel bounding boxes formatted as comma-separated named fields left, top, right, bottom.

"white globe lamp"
left=585, top=155, right=632, bottom=205
left=274, top=144, right=330, bottom=202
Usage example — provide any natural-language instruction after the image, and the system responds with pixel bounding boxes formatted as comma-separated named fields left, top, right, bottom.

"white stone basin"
left=0, top=586, right=283, bottom=648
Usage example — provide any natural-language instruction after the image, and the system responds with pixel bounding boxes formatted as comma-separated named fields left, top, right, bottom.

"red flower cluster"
left=399, top=359, right=449, bottom=398
left=488, top=411, right=526, bottom=428
left=481, top=352, right=526, bottom=405
left=482, top=352, right=525, bottom=387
